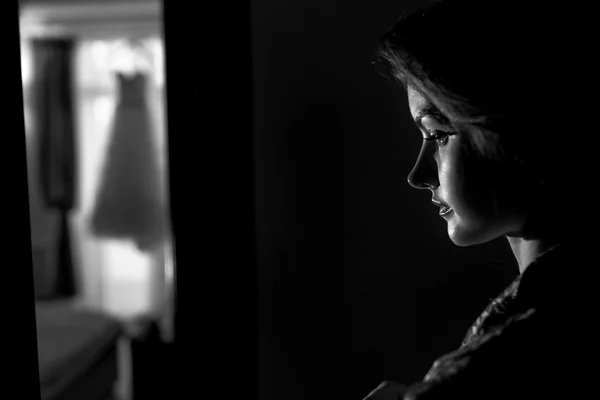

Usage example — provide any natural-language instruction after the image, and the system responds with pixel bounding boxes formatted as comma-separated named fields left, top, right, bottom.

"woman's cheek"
left=453, top=139, right=494, bottom=218
left=440, top=138, right=494, bottom=245
left=439, top=140, right=470, bottom=214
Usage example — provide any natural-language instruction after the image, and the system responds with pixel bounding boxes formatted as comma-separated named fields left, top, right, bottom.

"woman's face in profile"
left=406, top=85, right=528, bottom=246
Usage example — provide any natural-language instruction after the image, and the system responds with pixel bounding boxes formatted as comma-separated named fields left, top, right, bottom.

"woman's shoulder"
left=403, top=239, right=596, bottom=399
left=425, top=307, right=539, bottom=378
left=406, top=308, right=584, bottom=399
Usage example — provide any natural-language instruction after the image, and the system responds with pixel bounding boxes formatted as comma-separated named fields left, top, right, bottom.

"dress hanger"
left=127, top=36, right=154, bottom=72
left=109, top=36, right=154, bottom=77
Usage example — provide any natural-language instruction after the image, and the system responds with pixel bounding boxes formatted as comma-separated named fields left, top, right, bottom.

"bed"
left=30, top=204, right=123, bottom=400
left=35, top=300, right=122, bottom=400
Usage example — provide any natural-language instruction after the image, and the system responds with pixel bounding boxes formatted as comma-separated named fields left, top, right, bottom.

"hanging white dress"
left=89, top=72, right=167, bottom=252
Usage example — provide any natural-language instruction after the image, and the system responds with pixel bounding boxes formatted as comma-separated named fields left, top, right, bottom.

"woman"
left=364, top=1, right=597, bottom=399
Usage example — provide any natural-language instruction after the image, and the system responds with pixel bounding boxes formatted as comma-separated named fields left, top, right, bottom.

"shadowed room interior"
left=252, top=1, right=517, bottom=399
left=21, top=1, right=521, bottom=399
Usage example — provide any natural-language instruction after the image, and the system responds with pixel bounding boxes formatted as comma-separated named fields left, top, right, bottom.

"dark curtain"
left=31, top=38, right=77, bottom=298
left=89, top=72, right=167, bottom=253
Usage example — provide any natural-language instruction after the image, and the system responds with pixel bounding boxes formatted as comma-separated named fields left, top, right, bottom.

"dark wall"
left=253, top=1, right=517, bottom=399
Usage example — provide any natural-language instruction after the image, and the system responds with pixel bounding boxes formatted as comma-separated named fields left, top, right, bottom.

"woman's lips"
left=432, top=200, right=453, bottom=217
left=439, top=205, right=453, bottom=216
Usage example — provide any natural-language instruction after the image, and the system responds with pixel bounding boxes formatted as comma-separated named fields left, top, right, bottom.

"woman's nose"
left=407, top=146, right=437, bottom=190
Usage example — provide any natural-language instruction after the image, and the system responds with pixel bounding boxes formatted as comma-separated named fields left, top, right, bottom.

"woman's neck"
left=505, top=236, right=562, bottom=274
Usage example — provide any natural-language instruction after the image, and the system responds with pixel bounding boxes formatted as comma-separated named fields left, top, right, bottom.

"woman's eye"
left=424, top=130, right=450, bottom=147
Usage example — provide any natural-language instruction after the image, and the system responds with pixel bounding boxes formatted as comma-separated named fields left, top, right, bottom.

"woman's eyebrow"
left=414, top=105, right=450, bottom=133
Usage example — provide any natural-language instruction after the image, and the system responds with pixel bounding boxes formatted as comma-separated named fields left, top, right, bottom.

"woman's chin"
left=449, top=232, right=488, bottom=247
left=448, top=231, right=476, bottom=247
left=446, top=219, right=497, bottom=247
